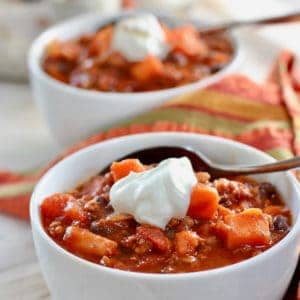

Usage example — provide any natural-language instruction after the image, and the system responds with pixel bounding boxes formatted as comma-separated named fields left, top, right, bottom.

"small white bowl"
left=30, top=133, right=300, bottom=300
left=28, top=12, right=241, bottom=147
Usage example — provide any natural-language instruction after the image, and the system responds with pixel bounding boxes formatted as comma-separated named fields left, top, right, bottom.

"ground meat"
left=48, top=220, right=65, bottom=238
left=214, top=178, right=253, bottom=206
left=84, top=198, right=101, bottom=213
left=195, top=172, right=211, bottom=183
left=133, top=237, right=153, bottom=255
left=167, top=217, right=195, bottom=232
left=83, top=196, right=112, bottom=220
left=174, top=231, right=202, bottom=256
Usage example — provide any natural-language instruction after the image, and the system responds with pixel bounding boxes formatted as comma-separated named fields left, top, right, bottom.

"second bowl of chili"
left=29, top=12, right=241, bottom=146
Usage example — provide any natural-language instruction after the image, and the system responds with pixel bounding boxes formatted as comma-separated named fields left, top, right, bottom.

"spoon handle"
left=211, top=156, right=300, bottom=177
left=201, top=11, right=300, bottom=34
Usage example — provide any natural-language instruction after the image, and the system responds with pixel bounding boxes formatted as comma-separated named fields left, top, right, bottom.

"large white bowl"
left=28, top=12, right=241, bottom=147
left=30, top=133, right=300, bottom=300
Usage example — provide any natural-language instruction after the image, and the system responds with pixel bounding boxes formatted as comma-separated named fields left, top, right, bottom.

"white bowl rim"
left=28, top=11, right=241, bottom=100
left=30, top=132, right=300, bottom=280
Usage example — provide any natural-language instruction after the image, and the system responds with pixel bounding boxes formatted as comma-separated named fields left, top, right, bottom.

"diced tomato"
left=136, top=226, right=170, bottom=253
left=64, top=200, right=87, bottom=224
left=111, top=159, right=145, bottom=182
left=187, top=183, right=219, bottom=219
left=40, top=193, right=87, bottom=223
left=40, top=193, right=73, bottom=219
left=263, top=205, right=288, bottom=216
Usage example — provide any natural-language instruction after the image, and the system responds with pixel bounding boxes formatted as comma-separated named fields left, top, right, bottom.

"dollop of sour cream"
left=109, top=157, right=197, bottom=229
left=111, top=14, right=170, bottom=62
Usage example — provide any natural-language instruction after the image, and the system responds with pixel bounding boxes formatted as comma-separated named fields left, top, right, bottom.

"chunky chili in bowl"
left=42, top=14, right=233, bottom=92
left=41, top=157, right=291, bottom=274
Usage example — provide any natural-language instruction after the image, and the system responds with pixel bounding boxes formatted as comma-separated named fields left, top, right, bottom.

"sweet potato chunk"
left=219, top=208, right=271, bottom=249
left=187, top=184, right=219, bottom=219
left=169, top=25, right=207, bottom=57
left=63, top=226, right=118, bottom=257
left=111, top=159, right=145, bottom=181
left=174, top=231, right=202, bottom=256
left=88, top=26, right=113, bottom=56
left=130, top=55, right=164, bottom=82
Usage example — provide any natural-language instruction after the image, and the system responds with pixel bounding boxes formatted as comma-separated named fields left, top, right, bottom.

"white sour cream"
left=111, top=14, right=170, bottom=62
left=109, top=157, right=197, bottom=229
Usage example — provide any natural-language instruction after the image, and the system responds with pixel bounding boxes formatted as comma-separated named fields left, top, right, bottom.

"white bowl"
left=30, top=133, right=300, bottom=300
left=28, top=12, right=241, bottom=147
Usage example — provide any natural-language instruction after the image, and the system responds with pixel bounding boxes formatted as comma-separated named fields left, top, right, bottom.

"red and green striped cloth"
left=1, top=50, right=300, bottom=220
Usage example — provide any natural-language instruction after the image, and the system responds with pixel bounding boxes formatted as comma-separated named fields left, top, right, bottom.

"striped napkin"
left=0, top=50, right=299, bottom=220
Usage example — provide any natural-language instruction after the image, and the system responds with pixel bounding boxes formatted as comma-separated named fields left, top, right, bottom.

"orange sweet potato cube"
left=130, top=55, right=164, bottom=82
left=169, top=25, right=207, bottom=57
left=222, top=208, right=271, bottom=249
left=64, top=226, right=118, bottom=257
left=187, top=184, right=219, bottom=219
left=111, top=159, right=145, bottom=181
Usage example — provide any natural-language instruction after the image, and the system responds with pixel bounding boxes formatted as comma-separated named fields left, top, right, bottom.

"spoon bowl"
left=100, top=146, right=300, bottom=178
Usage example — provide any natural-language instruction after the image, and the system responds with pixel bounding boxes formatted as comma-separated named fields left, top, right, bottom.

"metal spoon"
left=197, top=11, right=300, bottom=35
left=100, top=146, right=300, bottom=178
left=96, top=11, right=300, bottom=36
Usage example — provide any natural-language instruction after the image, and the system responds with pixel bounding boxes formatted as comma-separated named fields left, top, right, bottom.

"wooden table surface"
left=0, top=215, right=50, bottom=299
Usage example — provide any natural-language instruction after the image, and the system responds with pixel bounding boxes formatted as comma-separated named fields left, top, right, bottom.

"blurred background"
left=1, top=0, right=300, bottom=81
left=2, top=0, right=300, bottom=172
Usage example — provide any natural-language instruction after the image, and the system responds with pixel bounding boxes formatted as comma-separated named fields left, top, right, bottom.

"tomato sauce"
left=42, top=23, right=233, bottom=92
left=41, top=160, right=291, bottom=274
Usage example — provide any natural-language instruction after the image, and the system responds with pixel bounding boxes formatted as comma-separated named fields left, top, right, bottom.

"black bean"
left=105, top=204, right=114, bottom=214
left=165, top=229, right=176, bottom=240
left=259, top=182, right=278, bottom=200
left=90, top=221, right=100, bottom=234
left=273, top=215, right=289, bottom=231
left=95, top=195, right=107, bottom=205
